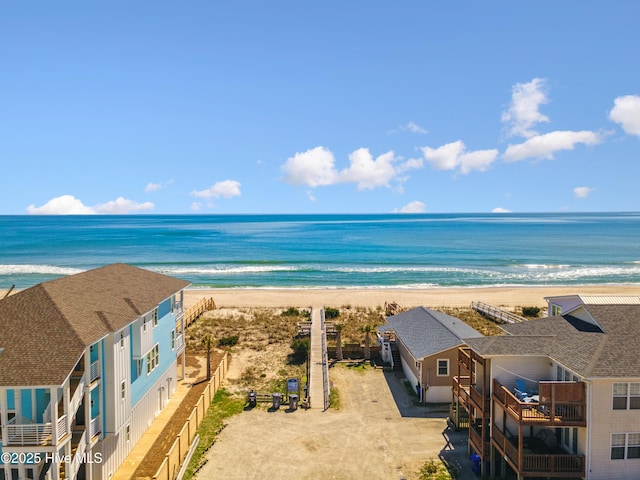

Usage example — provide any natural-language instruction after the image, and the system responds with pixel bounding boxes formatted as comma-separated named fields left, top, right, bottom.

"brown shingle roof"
left=463, top=304, right=640, bottom=379
left=0, top=263, right=190, bottom=386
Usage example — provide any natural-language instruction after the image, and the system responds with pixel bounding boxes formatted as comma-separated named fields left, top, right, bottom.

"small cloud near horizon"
left=492, top=207, right=512, bottom=213
left=145, top=182, right=162, bottom=193
left=394, top=201, right=426, bottom=213
left=191, top=180, right=242, bottom=199
left=27, top=194, right=154, bottom=214
left=573, top=186, right=595, bottom=198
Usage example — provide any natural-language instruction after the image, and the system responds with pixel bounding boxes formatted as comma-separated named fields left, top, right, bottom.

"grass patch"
left=329, top=386, right=341, bottom=410
left=417, top=458, right=457, bottom=479
left=182, top=388, right=246, bottom=479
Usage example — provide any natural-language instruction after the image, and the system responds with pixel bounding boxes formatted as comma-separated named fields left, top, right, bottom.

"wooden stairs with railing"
left=391, top=349, right=402, bottom=371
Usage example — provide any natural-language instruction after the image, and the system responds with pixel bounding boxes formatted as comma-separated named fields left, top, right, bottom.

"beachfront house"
left=452, top=294, right=640, bottom=479
left=0, top=263, right=190, bottom=480
left=377, top=307, right=483, bottom=403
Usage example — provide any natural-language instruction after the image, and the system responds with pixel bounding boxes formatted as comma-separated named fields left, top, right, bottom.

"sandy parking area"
left=195, top=365, right=473, bottom=480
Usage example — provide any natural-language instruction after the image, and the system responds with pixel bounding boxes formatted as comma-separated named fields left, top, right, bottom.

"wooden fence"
left=184, top=297, right=216, bottom=328
left=152, top=351, right=229, bottom=480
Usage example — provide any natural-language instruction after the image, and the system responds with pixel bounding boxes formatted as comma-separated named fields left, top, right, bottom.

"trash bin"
left=248, top=390, right=257, bottom=408
left=289, top=393, right=299, bottom=410
left=272, top=393, right=282, bottom=409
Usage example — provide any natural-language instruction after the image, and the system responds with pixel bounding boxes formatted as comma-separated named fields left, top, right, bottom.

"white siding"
left=490, top=355, right=551, bottom=392
left=94, top=363, right=177, bottom=479
left=423, top=386, right=451, bottom=403
left=586, top=378, right=640, bottom=480
left=104, top=329, right=132, bottom=434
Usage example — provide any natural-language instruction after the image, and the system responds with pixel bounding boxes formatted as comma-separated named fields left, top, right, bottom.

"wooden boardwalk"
left=309, top=306, right=330, bottom=410
left=471, top=301, right=527, bottom=324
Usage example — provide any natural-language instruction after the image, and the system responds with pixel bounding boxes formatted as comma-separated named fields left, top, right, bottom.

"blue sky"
left=1, top=1, right=639, bottom=215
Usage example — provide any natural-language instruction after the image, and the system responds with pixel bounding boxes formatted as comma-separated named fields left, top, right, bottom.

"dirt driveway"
left=195, top=364, right=474, bottom=480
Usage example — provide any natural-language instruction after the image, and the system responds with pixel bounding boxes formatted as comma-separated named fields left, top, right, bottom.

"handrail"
left=471, top=301, right=527, bottom=323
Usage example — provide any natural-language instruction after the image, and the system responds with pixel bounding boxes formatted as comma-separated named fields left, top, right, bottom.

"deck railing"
left=90, top=360, right=100, bottom=382
left=6, top=414, right=66, bottom=446
left=492, top=423, right=585, bottom=476
left=90, top=415, right=101, bottom=439
left=493, top=379, right=586, bottom=425
left=458, top=348, right=471, bottom=371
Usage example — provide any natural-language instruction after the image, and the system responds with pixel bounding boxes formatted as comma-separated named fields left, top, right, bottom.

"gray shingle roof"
left=378, top=306, right=483, bottom=360
left=463, top=304, right=640, bottom=378
left=0, top=263, right=190, bottom=386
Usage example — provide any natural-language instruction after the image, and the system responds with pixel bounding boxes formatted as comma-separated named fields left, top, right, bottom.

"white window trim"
left=146, top=343, right=160, bottom=376
left=437, top=359, right=449, bottom=377
left=613, top=382, right=640, bottom=410
left=611, top=432, right=640, bottom=460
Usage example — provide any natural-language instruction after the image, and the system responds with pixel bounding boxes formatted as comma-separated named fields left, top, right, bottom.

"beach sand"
left=184, top=284, right=640, bottom=310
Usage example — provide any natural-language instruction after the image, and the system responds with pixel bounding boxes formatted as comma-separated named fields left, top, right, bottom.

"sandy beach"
left=184, top=284, right=640, bottom=310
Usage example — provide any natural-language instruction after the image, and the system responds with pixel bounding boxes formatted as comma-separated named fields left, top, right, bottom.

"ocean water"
left=1, top=213, right=640, bottom=290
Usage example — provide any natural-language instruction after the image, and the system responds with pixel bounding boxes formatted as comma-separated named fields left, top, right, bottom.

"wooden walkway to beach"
left=471, top=301, right=526, bottom=323
left=309, top=306, right=331, bottom=410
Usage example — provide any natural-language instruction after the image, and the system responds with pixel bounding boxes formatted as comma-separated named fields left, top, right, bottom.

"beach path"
left=309, top=306, right=329, bottom=410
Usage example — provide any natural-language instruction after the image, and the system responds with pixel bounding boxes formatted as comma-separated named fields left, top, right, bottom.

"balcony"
left=89, top=415, right=101, bottom=439
left=5, top=414, right=68, bottom=446
left=89, top=360, right=100, bottom=382
left=493, top=379, right=586, bottom=426
left=492, top=424, right=585, bottom=477
left=175, top=332, right=185, bottom=355
left=469, top=423, right=490, bottom=459
left=458, top=348, right=471, bottom=371
left=469, top=384, right=490, bottom=414
left=452, top=375, right=470, bottom=408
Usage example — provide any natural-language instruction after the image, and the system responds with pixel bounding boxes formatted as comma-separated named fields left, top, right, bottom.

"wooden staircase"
left=391, top=349, right=402, bottom=371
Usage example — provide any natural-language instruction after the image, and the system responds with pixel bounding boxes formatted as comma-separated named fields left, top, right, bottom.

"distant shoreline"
left=183, top=284, right=640, bottom=309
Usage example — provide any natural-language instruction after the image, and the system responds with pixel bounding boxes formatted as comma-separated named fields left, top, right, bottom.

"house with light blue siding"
left=0, top=264, right=190, bottom=480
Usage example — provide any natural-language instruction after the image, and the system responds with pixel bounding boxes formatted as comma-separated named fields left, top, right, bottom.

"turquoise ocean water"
left=1, top=213, right=640, bottom=289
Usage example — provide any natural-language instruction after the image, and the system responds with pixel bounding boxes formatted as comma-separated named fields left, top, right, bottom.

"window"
left=121, top=381, right=126, bottom=400
left=171, top=330, right=175, bottom=350
left=137, top=359, right=142, bottom=377
left=146, top=344, right=159, bottom=375
left=613, top=383, right=640, bottom=410
left=143, top=317, right=147, bottom=332
left=611, top=433, right=640, bottom=460
left=126, top=425, right=130, bottom=442
left=153, top=308, right=158, bottom=327
left=437, top=359, right=449, bottom=376
left=551, top=304, right=562, bottom=316
left=120, top=332, right=124, bottom=348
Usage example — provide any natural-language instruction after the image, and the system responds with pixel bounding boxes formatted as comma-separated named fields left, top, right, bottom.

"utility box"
left=289, top=393, right=299, bottom=411
left=247, top=390, right=257, bottom=408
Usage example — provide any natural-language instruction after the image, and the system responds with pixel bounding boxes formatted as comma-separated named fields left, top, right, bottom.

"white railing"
left=89, top=360, right=100, bottom=382
left=68, top=430, right=87, bottom=479
left=89, top=415, right=101, bottom=439
left=70, top=375, right=86, bottom=415
left=7, top=422, right=53, bottom=445
left=57, top=414, right=68, bottom=441
left=175, top=333, right=184, bottom=354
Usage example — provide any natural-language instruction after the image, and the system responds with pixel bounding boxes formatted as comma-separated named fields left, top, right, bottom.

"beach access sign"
left=287, top=378, right=299, bottom=393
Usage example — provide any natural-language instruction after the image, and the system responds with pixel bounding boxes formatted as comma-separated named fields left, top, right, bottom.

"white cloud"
left=394, top=201, right=426, bottom=213
left=190, top=202, right=203, bottom=211
left=145, top=182, right=162, bottom=193
left=191, top=180, right=242, bottom=199
left=503, top=130, right=601, bottom=162
left=421, top=141, right=498, bottom=174
left=492, top=207, right=512, bottom=213
left=27, top=194, right=154, bottom=215
left=573, top=186, right=595, bottom=198
left=94, top=197, right=154, bottom=214
left=306, top=190, right=317, bottom=202
left=281, top=147, right=339, bottom=187
left=609, top=95, right=640, bottom=137
left=501, top=78, right=550, bottom=138
left=339, top=149, right=398, bottom=190
left=400, top=121, right=428, bottom=134
left=281, top=146, right=424, bottom=192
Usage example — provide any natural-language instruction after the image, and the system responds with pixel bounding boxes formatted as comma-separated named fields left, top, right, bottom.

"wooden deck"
left=471, top=301, right=527, bottom=323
